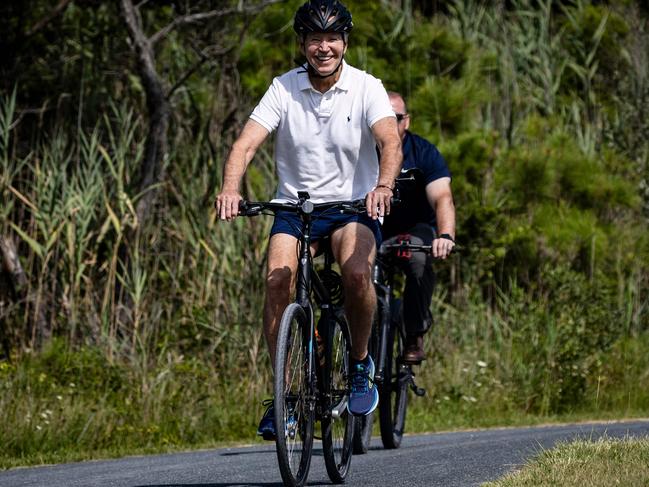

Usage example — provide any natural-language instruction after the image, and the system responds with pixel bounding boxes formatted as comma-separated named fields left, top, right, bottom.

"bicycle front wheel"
left=274, top=303, right=315, bottom=487
left=378, top=298, right=408, bottom=449
left=321, top=311, right=354, bottom=483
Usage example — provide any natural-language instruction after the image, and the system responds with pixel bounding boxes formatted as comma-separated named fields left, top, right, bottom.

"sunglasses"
left=395, top=113, right=408, bottom=122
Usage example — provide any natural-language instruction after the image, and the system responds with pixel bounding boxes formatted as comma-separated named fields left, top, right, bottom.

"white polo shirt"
left=250, top=60, right=395, bottom=203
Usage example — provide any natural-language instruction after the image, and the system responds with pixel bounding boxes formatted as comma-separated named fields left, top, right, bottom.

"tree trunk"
left=0, top=235, right=49, bottom=353
left=118, top=0, right=170, bottom=333
left=120, top=0, right=170, bottom=227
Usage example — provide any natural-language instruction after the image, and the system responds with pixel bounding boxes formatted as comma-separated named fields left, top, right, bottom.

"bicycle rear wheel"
left=352, top=406, right=374, bottom=455
left=321, top=311, right=354, bottom=483
left=274, top=303, right=315, bottom=487
left=378, top=298, right=408, bottom=449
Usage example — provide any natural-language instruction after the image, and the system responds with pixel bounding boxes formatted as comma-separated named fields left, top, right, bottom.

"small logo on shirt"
left=347, top=116, right=351, bottom=122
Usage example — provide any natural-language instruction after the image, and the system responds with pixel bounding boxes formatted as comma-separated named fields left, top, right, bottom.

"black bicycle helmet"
left=293, top=0, right=353, bottom=38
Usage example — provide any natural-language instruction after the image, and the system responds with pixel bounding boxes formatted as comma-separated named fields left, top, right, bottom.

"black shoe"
left=256, top=398, right=296, bottom=441
left=403, top=335, right=425, bottom=364
left=256, top=399, right=276, bottom=440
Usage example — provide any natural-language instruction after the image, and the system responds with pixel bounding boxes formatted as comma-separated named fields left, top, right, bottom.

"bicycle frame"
left=239, top=192, right=365, bottom=375
left=281, top=194, right=356, bottom=406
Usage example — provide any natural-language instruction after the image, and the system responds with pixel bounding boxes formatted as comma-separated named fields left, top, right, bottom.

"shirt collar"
left=298, top=60, right=350, bottom=93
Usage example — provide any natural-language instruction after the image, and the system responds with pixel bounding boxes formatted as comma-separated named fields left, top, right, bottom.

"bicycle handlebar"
left=239, top=196, right=401, bottom=217
left=378, top=242, right=432, bottom=256
left=379, top=240, right=459, bottom=257
left=238, top=198, right=368, bottom=217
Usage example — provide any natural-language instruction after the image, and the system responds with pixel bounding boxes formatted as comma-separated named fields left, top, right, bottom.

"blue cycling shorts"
left=270, top=209, right=382, bottom=247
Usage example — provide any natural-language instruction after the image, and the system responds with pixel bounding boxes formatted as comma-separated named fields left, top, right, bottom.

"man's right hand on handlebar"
left=366, top=185, right=393, bottom=220
left=214, top=190, right=242, bottom=222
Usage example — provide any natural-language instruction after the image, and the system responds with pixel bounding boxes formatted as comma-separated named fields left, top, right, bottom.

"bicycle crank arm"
left=331, top=396, right=349, bottom=419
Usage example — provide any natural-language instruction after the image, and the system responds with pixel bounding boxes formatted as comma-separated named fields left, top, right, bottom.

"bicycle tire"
left=352, top=313, right=379, bottom=454
left=378, top=298, right=408, bottom=449
left=352, top=409, right=373, bottom=455
left=274, top=303, right=315, bottom=487
left=321, top=311, right=354, bottom=483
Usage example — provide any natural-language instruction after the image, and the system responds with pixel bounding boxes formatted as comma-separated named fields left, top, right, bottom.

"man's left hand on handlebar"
left=432, top=234, right=455, bottom=259
left=366, top=185, right=393, bottom=220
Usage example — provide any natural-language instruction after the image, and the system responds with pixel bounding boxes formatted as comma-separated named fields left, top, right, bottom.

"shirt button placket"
left=321, top=92, right=333, bottom=117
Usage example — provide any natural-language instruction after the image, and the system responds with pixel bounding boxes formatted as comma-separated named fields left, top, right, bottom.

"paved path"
left=2, top=420, right=648, bottom=487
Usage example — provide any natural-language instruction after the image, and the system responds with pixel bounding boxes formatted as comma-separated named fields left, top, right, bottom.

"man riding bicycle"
left=214, top=0, right=402, bottom=439
left=381, top=91, right=456, bottom=364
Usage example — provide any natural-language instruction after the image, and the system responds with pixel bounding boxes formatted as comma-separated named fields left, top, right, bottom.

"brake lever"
left=238, top=201, right=262, bottom=216
left=339, top=199, right=367, bottom=214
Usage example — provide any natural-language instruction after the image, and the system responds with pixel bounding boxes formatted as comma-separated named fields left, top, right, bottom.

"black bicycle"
left=240, top=192, right=366, bottom=487
left=353, top=236, right=430, bottom=452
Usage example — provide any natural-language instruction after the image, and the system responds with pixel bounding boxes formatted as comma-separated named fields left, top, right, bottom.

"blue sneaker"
left=256, top=399, right=297, bottom=440
left=257, top=399, right=276, bottom=440
left=349, top=355, right=379, bottom=416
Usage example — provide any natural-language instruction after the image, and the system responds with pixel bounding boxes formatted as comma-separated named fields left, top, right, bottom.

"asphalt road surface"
left=2, top=420, right=648, bottom=487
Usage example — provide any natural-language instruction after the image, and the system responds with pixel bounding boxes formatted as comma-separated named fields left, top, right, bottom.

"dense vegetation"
left=1, top=0, right=648, bottom=466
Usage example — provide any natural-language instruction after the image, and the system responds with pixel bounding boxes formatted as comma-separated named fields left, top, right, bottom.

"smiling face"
left=301, top=31, right=347, bottom=77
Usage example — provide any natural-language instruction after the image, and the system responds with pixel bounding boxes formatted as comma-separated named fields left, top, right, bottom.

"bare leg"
left=263, top=233, right=318, bottom=369
left=330, top=222, right=377, bottom=362
left=263, top=234, right=299, bottom=369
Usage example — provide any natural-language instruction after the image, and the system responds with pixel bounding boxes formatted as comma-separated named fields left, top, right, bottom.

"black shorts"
left=270, top=209, right=382, bottom=247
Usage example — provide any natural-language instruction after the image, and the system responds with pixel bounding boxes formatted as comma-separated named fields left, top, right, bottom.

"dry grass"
left=483, top=436, right=649, bottom=487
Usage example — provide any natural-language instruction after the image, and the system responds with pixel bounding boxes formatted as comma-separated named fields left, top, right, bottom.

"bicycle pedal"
left=409, top=383, right=426, bottom=397
left=407, top=371, right=426, bottom=397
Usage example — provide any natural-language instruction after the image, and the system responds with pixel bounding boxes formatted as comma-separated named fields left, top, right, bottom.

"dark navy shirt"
left=382, top=131, right=451, bottom=238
